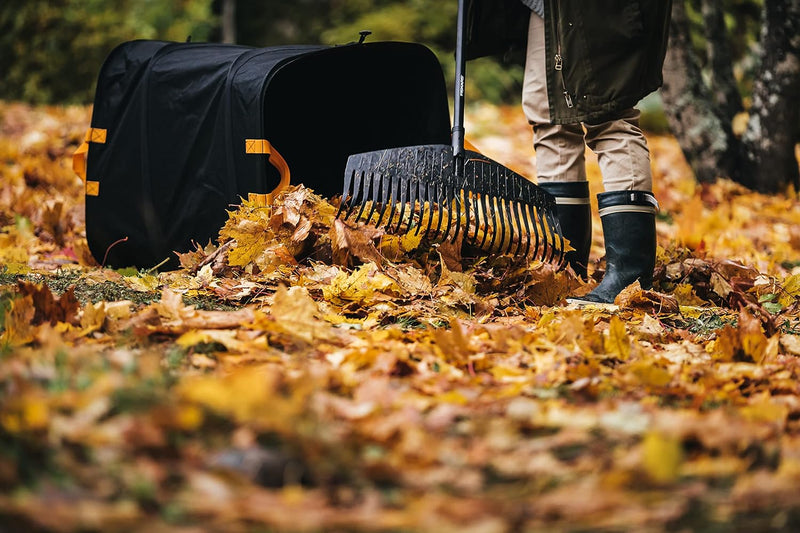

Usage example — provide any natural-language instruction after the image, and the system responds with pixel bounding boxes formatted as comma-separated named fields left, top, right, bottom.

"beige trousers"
left=521, top=13, right=653, bottom=192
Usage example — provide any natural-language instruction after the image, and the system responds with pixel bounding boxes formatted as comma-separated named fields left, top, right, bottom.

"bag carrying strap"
left=245, top=139, right=291, bottom=206
left=73, top=130, right=291, bottom=205
left=73, top=128, right=107, bottom=196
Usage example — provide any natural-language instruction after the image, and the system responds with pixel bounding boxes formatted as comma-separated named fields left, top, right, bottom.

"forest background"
left=0, top=0, right=758, bottom=119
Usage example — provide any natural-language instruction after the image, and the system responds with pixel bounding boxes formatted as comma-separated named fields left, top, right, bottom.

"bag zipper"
left=551, top=3, right=574, bottom=109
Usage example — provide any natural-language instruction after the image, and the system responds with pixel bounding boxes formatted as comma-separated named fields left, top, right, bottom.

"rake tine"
left=366, top=171, right=385, bottom=223
left=545, top=192, right=560, bottom=264
left=513, top=182, right=529, bottom=257
left=416, top=150, right=432, bottom=235
left=417, top=178, right=432, bottom=236
left=509, top=178, right=525, bottom=255
left=407, top=175, right=420, bottom=234
left=374, top=171, right=392, bottom=226
left=477, top=167, right=492, bottom=250
left=463, top=164, right=476, bottom=245
left=337, top=167, right=355, bottom=219
left=442, top=176, right=456, bottom=241
left=406, top=153, right=421, bottom=234
left=463, top=188, right=473, bottom=245
left=486, top=195, right=499, bottom=251
left=476, top=191, right=488, bottom=245
left=433, top=176, right=448, bottom=238
left=538, top=197, right=552, bottom=263
left=468, top=191, right=478, bottom=245
left=458, top=164, right=474, bottom=244
left=464, top=163, right=479, bottom=244
left=518, top=200, right=532, bottom=257
left=384, top=169, right=402, bottom=229
left=346, top=168, right=365, bottom=220
left=423, top=178, right=438, bottom=236
left=497, top=170, right=511, bottom=253
left=450, top=168, right=465, bottom=242
left=522, top=185, right=537, bottom=258
left=546, top=196, right=563, bottom=264
left=501, top=178, right=516, bottom=254
left=509, top=186, right=525, bottom=256
left=533, top=204, right=543, bottom=260
left=486, top=169, right=502, bottom=251
left=517, top=182, right=534, bottom=257
left=469, top=163, right=482, bottom=247
left=394, top=174, right=410, bottom=233
left=355, top=171, right=373, bottom=222
left=432, top=150, right=450, bottom=238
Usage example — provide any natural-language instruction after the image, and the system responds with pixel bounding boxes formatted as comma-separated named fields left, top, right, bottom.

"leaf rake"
left=337, top=0, right=566, bottom=265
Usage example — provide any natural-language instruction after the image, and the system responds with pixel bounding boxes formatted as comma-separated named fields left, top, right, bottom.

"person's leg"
left=574, top=110, right=657, bottom=303
left=522, top=12, right=590, bottom=277
left=583, top=108, right=652, bottom=192
left=522, top=13, right=587, bottom=184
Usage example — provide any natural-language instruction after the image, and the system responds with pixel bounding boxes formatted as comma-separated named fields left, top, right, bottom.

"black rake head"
left=337, top=145, right=565, bottom=265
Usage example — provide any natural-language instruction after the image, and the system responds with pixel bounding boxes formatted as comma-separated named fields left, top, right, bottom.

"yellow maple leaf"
left=225, top=218, right=273, bottom=267
left=779, top=273, right=800, bottom=307
left=604, top=315, right=631, bottom=360
left=322, top=263, right=400, bottom=306
left=270, top=285, right=333, bottom=345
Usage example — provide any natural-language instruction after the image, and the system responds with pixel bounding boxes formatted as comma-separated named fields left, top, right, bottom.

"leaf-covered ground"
left=1, top=100, right=800, bottom=532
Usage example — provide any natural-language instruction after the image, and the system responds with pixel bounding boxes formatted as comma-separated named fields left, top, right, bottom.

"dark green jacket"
left=466, top=0, right=672, bottom=125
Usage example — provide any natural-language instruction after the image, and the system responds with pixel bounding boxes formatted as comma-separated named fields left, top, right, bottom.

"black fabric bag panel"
left=85, top=40, right=450, bottom=269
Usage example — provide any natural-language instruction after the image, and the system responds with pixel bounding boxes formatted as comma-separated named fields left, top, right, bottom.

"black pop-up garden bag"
left=74, top=39, right=451, bottom=269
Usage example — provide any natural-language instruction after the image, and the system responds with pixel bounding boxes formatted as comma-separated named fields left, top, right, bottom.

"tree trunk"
left=661, top=0, right=739, bottom=184
left=661, top=0, right=800, bottom=193
left=222, top=0, right=237, bottom=44
left=739, top=0, right=800, bottom=193
left=702, top=0, right=744, bottom=123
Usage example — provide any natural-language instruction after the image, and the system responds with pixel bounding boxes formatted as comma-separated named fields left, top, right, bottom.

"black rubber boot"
left=573, top=190, right=658, bottom=304
left=539, top=181, right=592, bottom=279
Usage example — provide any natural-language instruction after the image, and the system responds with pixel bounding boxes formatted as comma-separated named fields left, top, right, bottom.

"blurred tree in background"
left=0, top=0, right=215, bottom=104
left=662, top=0, right=800, bottom=193
left=0, top=0, right=525, bottom=105
left=0, top=0, right=790, bottom=152
left=229, top=0, right=523, bottom=104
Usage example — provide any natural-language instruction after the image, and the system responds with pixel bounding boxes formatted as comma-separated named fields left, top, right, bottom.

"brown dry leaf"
left=432, top=318, right=471, bottom=366
left=710, top=272, right=733, bottom=299
left=330, top=218, right=384, bottom=266
left=615, top=281, right=680, bottom=313
left=525, top=261, right=579, bottom=306
left=0, top=295, right=36, bottom=346
left=149, top=288, right=255, bottom=333
left=711, top=324, right=742, bottom=362
left=738, top=308, right=773, bottom=364
left=17, top=280, right=79, bottom=326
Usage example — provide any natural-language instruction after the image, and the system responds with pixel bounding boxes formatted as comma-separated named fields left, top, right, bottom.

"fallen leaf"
left=604, top=315, right=631, bottom=360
